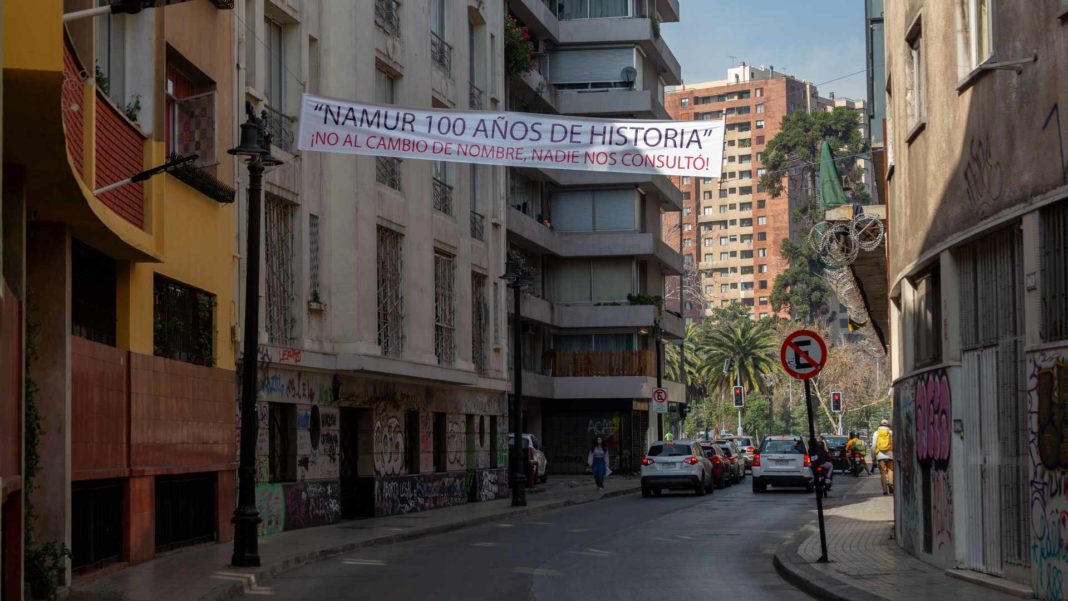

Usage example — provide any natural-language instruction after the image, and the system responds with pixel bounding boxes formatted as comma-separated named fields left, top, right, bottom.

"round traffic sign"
left=779, top=330, right=828, bottom=380
left=652, top=387, right=668, bottom=404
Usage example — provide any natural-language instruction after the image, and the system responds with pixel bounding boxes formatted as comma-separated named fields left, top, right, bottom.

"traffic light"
left=733, top=386, right=745, bottom=408
left=831, top=391, right=843, bottom=413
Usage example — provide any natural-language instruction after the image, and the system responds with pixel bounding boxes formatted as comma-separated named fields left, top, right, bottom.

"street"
left=250, top=478, right=857, bottom=600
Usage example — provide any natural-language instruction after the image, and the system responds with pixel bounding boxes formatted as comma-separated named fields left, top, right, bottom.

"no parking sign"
left=780, top=329, right=828, bottom=380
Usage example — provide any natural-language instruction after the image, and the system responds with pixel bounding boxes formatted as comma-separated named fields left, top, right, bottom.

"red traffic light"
left=733, top=386, right=744, bottom=407
left=831, top=391, right=842, bottom=413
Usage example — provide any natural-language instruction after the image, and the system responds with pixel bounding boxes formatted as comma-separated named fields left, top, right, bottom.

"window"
left=719, top=252, right=729, bottom=261
left=472, top=272, right=488, bottom=374
left=265, top=195, right=295, bottom=344
left=727, top=140, right=736, bottom=147
left=433, top=412, right=447, bottom=472
left=758, top=248, right=767, bottom=257
left=755, top=104, right=765, bottom=114
left=740, top=234, right=752, bottom=242
left=755, top=87, right=763, bottom=97
left=683, top=207, right=692, bottom=215
left=957, top=0, right=992, bottom=76
left=165, top=62, right=217, bottom=168
left=703, top=238, right=713, bottom=246
left=702, top=177, right=712, bottom=184
left=719, top=236, right=728, bottom=245
left=727, top=156, right=736, bottom=163
left=153, top=275, right=216, bottom=366
left=739, top=186, right=753, bottom=195
left=309, top=214, right=320, bottom=300
left=757, top=232, right=766, bottom=241
left=730, top=282, right=738, bottom=288
left=684, top=224, right=693, bottom=232
left=705, top=207, right=715, bottom=215
left=559, top=0, right=633, bottom=19
left=703, top=191, right=713, bottom=200
left=265, top=17, right=285, bottom=109
left=268, top=403, right=296, bottom=482
left=96, top=9, right=126, bottom=106
left=72, top=240, right=117, bottom=346
left=757, top=216, right=767, bottom=225
left=405, top=411, right=420, bottom=474
left=431, top=0, right=452, bottom=75
left=729, top=251, right=737, bottom=258
left=682, top=176, right=691, bottom=185
left=683, top=239, right=693, bottom=248
left=758, top=264, right=768, bottom=273
left=728, top=204, right=737, bottom=210
left=377, top=227, right=404, bottom=356
left=759, top=297, right=769, bottom=305
left=720, top=284, right=729, bottom=293
left=376, top=68, right=396, bottom=104
left=908, top=267, right=941, bottom=368
left=718, top=206, right=728, bottom=214
left=741, top=266, right=754, bottom=275
left=434, top=251, right=456, bottom=365
left=706, top=285, right=715, bottom=295
left=729, top=188, right=737, bottom=194
left=682, top=192, right=691, bottom=200
left=433, top=161, right=453, bottom=215
left=756, top=135, right=765, bottom=145
left=740, top=250, right=753, bottom=259
left=1041, top=201, right=1068, bottom=342
left=375, top=70, right=402, bottom=190
left=906, top=20, right=926, bottom=131
left=376, top=0, right=402, bottom=36
left=739, top=155, right=752, bottom=164
left=757, top=168, right=766, bottom=178
left=680, top=98, right=689, bottom=107
left=704, top=253, right=714, bottom=262
left=683, top=255, right=693, bottom=265
left=548, top=48, right=640, bottom=90
left=759, top=280, right=768, bottom=289
left=755, top=120, right=765, bottom=129
left=719, top=190, right=728, bottom=199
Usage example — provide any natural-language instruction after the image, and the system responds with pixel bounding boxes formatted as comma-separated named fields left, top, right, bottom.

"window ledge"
left=955, top=63, right=994, bottom=93
left=905, top=120, right=926, bottom=145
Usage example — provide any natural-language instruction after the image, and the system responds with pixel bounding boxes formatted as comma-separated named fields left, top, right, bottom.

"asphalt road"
left=252, top=475, right=858, bottom=601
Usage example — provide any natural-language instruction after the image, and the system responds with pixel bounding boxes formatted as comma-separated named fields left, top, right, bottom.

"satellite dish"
left=621, top=66, right=638, bottom=89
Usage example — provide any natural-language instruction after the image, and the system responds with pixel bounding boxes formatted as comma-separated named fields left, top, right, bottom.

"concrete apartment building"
left=236, top=0, right=511, bottom=529
left=504, top=0, right=686, bottom=474
left=5, top=0, right=241, bottom=587
left=665, top=66, right=821, bottom=321
left=877, top=1, right=1068, bottom=597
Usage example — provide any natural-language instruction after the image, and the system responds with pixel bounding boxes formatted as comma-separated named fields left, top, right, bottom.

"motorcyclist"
left=845, top=430, right=868, bottom=474
left=813, top=436, right=834, bottom=492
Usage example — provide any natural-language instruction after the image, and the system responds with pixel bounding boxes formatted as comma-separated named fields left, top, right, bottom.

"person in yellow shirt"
left=845, top=431, right=868, bottom=474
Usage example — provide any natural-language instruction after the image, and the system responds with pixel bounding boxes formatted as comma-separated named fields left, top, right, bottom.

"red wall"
left=95, top=92, right=145, bottom=228
left=71, top=336, right=128, bottom=480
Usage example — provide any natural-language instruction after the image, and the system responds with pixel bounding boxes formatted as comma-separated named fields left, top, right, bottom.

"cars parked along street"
left=641, top=440, right=715, bottom=497
left=713, top=439, right=745, bottom=484
left=751, top=435, right=814, bottom=493
left=507, top=433, right=548, bottom=483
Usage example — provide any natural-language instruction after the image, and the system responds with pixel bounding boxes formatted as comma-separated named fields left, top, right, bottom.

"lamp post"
left=501, top=255, right=531, bottom=507
left=654, top=321, right=663, bottom=439
left=230, top=104, right=283, bottom=567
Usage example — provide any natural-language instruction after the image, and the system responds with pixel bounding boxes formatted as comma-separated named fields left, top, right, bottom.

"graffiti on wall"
left=255, top=483, right=285, bottom=535
left=255, top=369, right=340, bottom=483
left=895, top=381, right=920, bottom=554
left=1030, top=355, right=1068, bottom=601
left=374, top=415, right=405, bottom=476
left=283, top=480, right=341, bottom=530
left=447, top=416, right=465, bottom=470
left=374, top=473, right=469, bottom=516
left=962, top=134, right=1003, bottom=217
left=912, top=369, right=953, bottom=553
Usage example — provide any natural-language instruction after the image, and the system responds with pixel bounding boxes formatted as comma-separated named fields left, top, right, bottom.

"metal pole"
left=804, top=377, right=829, bottom=563
left=510, top=284, right=527, bottom=506
left=655, top=324, right=663, bottom=439
left=736, top=363, right=743, bottom=436
left=232, top=157, right=264, bottom=567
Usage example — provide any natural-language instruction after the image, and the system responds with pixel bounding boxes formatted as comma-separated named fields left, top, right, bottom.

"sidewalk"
left=774, top=476, right=1030, bottom=601
left=70, top=475, right=638, bottom=601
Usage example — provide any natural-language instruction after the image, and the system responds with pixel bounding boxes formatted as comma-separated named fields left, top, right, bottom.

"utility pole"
left=736, top=363, right=743, bottom=436
left=655, top=321, right=664, bottom=439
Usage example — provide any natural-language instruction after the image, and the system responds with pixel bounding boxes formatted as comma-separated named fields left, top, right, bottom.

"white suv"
left=752, top=435, right=813, bottom=493
left=641, top=440, right=715, bottom=497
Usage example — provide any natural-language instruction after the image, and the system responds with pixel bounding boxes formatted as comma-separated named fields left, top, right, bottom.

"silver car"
left=751, top=435, right=813, bottom=493
left=732, top=435, right=757, bottom=472
left=641, top=440, right=715, bottom=497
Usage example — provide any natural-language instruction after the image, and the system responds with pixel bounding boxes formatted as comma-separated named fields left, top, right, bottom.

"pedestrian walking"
left=872, top=419, right=894, bottom=495
left=587, top=436, right=611, bottom=490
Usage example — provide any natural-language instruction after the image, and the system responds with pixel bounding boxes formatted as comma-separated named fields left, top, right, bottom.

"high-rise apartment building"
left=504, top=0, right=687, bottom=474
left=666, top=65, right=824, bottom=321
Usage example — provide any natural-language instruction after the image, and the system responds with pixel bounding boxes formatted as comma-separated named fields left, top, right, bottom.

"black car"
left=822, top=435, right=850, bottom=472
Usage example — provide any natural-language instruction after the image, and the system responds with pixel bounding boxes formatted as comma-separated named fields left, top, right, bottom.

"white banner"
left=297, top=93, right=724, bottom=178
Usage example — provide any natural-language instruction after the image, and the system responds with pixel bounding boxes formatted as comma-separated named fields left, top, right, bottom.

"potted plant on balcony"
left=504, top=14, right=534, bottom=80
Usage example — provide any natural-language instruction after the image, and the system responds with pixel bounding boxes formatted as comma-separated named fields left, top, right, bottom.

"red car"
left=700, top=443, right=731, bottom=489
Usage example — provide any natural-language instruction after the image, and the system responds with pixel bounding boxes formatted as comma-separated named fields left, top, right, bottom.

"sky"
left=662, top=0, right=868, bottom=101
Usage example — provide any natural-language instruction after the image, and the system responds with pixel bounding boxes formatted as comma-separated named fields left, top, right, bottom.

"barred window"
left=265, top=194, right=296, bottom=344
left=154, top=274, right=216, bottom=366
left=472, top=272, right=488, bottom=374
left=1042, top=200, right=1068, bottom=342
left=908, top=267, right=941, bottom=369
left=309, top=214, right=321, bottom=301
left=434, top=251, right=456, bottom=365
left=377, top=226, right=404, bottom=357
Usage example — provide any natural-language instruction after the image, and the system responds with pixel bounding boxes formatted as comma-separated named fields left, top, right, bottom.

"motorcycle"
left=850, top=452, right=867, bottom=477
left=813, top=464, right=833, bottom=495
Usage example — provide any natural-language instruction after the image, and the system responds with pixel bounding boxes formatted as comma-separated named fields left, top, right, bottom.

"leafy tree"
left=696, top=317, right=778, bottom=393
left=757, top=107, right=869, bottom=322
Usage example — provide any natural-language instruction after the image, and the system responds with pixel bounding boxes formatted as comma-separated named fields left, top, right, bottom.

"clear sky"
left=662, top=1, right=868, bottom=100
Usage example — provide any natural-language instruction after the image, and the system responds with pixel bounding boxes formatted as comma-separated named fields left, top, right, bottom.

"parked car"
left=507, top=433, right=548, bottom=483
left=641, top=440, right=715, bottom=497
left=822, top=435, right=850, bottom=473
left=700, top=442, right=731, bottom=489
left=714, top=439, right=745, bottom=484
left=752, top=435, right=814, bottom=493
left=731, top=435, right=757, bottom=472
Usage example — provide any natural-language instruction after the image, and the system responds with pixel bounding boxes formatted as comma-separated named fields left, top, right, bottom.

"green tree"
left=757, top=107, right=869, bottom=322
left=697, top=318, right=778, bottom=393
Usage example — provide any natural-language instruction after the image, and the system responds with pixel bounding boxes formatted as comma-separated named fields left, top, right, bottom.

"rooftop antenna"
left=729, top=55, right=739, bottom=66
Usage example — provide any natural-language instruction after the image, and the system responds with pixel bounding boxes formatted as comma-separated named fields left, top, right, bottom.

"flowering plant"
left=504, top=14, right=535, bottom=79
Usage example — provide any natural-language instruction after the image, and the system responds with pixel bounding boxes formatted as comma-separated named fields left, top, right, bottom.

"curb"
left=200, top=485, right=639, bottom=601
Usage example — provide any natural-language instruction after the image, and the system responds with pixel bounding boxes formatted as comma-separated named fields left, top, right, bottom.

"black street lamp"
left=654, top=321, right=663, bottom=439
left=230, top=103, right=283, bottom=568
left=501, top=254, right=532, bottom=507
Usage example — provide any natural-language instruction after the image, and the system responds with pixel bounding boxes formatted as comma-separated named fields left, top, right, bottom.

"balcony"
left=554, top=304, right=684, bottom=339
left=376, top=157, right=402, bottom=191
left=469, top=83, right=485, bottom=110
left=556, top=18, right=681, bottom=85
left=553, top=350, right=655, bottom=378
left=431, top=32, right=452, bottom=76
left=263, top=105, right=296, bottom=153
left=470, top=211, right=486, bottom=241
left=556, top=232, right=684, bottom=274
left=375, top=0, right=401, bottom=36
left=515, top=54, right=557, bottom=112
left=537, top=168, right=682, bottom=211
left=509, top=0, right=560, bottom=41
left=555, top=88, right=668, bottom=120
left=432, top=177, right=454, bottom=214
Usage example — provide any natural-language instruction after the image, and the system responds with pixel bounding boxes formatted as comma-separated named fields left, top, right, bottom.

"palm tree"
left=697, top=318, right=779, bottom=394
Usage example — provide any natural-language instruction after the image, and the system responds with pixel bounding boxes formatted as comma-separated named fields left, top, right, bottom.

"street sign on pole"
left=652, top=387, right=668, bottom=414
left=780, top=329, right=830, bottom=563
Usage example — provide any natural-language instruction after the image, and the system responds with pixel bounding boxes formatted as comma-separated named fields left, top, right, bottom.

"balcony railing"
left=263, top=105, right=295, bottom=153
left=469, top=83, right=485, bottom=110
left=470, top=211, right=486, bottom=241
left=375, top=0, right=401, bottom=36
left=433, top=177, right=453, bottom=214
left=552, top=350, right=656, bottom=378
left=431, top=32, right=452, bottom=76
left=376, top=157, right=402, bottom=190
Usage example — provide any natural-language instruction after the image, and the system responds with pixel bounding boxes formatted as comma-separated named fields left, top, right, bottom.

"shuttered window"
left=551, top=189, right=638, bottom=232
left=548, top=48, right=637, bottom=88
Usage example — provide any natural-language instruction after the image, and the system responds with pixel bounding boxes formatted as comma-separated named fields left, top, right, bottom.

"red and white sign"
left=780, top=330, right=828, bottom=380
left=298, top=94, right=725, bottom=178
left=652, top=387, right=668, bottom=413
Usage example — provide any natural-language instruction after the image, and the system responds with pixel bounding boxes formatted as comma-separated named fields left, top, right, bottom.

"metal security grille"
left=376, top=157, right=402, bottom=191
left=434, top=251, right=456, bottom=365
left=374, top=0, right=400, bottom=36
left=265, top=194, right=295, bottom=344
left=153, top=275, right=217, bottom=366
left=431, top=32, right=452, bottom=75
left=72, top=479, right=123, bottom=573
left=1041, top=199, right=1068, bottom=342
left=433, top=176, right=454, bottom=215
left=309, top=214, right=321, bottom=300
left=155, top=473, right=216, bottom=552
left=958, top=225, right=1028, bottom=571
left=377, top=227, right=404, bottom=357
left=472, top=272, right=488, bottom=374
